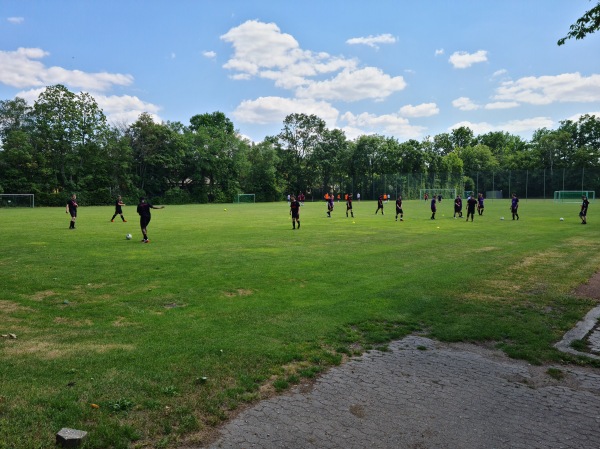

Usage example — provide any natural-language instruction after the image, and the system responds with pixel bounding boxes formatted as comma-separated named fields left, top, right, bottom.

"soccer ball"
left=560, top=217, right=564, bottom=221
left=126, top=233, right=132, bottom=240
left=500, top=217, right=505, bottom=220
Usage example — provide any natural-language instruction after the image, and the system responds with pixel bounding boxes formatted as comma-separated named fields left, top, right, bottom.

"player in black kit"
left=137, top=197, right=165, bottom=243
left=111, top=195, right=127, bottom=222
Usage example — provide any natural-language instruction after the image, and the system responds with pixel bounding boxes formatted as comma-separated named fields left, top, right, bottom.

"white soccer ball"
left=560, top=217, right=564, bottom=221
left=126, top=233, right=132, bottom=240
left=500, top=217, right=504, bottom=220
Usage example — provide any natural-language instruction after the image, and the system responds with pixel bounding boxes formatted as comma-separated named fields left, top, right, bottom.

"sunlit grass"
left=1, top=198, right=599, bottom=448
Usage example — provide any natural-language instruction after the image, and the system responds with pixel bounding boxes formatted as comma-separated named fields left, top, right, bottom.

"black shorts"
left=292, top=212, right=299, bottom=219
left=115, top=207, right=123, bottom=214
left=396, top=208, right=403, bottom=214
left=140, top=216, right=151, bottom=228
left=69, top=210, right=77, bottom=218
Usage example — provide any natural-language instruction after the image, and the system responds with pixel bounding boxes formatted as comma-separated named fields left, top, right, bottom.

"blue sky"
left=1, top=0, right=599, bottom=143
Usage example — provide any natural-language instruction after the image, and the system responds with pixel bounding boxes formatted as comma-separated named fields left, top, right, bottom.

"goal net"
left=234, top=193, right=255, bottom=203
left=553, top=190, right=595, bottom=203
left=0, top=194, right=35, bottom=208
left=419, top=189, right=456, bottom=202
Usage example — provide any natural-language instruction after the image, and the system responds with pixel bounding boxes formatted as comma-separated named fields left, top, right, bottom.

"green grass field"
left=1, top=199, right=599, bottom=448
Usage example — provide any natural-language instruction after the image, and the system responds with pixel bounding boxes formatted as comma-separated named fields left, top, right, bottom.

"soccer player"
left=111, top=195, right=127, bottom=222
left=137, top=197, right=164, bottom=243
left=375, top=194, right=384, bottom=215
left=66, top=194, right=78, bottom=229
left=346, top=194, right=354, bottom=218
left=510, top=193, right=519, bottom=220
left=430, top=195, right=437, bottom=220
left=454, top=195, right=463, bottom=218
left=395, top=195, right=404, bottom=221
left=580, top=195, right=589, bottom=224
left=327, top=194, right=334, bottom=217
left=466, top=195, right=477, bottom=221
left=477, top=193, right=485, bottom=215
left=290, top=195, right=301, bottom=229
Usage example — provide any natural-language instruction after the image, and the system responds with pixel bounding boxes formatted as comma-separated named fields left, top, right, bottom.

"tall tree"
left=558, top=1, right=600, bottom=45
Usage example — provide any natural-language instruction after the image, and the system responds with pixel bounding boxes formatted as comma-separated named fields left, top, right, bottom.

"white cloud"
left=7, top=17, right=24, bottom=24
left=203, top=50, right=216, bottom=59
left=566, top=112, right=600, bottom=122
left=492, top=69, right=507, bottom=77
left=296, top=67, right=406, bottom=102
left=346, top=34, right=396, bottom=49
left=435, top=49, right=444, bottom=56
left=14, top=87, right=161, bottom=125
left=221, top=20, right=357, bottom=91
left=94, top=94, right=161, bottom=124
left=399, top=103, right=439, bottom=118
left=484, top=101, right=519, bottom=110
left=450, top=117, right=554, bottom=135
left=232, top=96, right=339, bottom=127
left=494, top=72, right=600, bottom=105
left=0, top=47, right=133, bottom=91
left=452, top=97, right=480, bottom=111
left=448, top=50, right=488, bottom=69
left=340, top=111, right=425, bottom=140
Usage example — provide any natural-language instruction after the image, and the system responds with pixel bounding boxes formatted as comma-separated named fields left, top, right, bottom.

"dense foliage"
left=1, top=85, right=599, bottom=205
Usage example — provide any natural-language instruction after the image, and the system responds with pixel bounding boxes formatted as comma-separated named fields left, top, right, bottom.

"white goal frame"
left=0, top=194, right=35, bottom=208
left=553, top=190, right=595, bottom=203
left=419, top=188, right=456, bottom=201
left=234, top=193, right=255, bottom=203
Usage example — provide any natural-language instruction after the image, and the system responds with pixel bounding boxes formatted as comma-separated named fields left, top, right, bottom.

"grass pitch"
left=1, top=199, right=599, bottom=448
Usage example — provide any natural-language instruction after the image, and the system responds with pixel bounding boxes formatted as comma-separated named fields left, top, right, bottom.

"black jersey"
left=137, top=202, right=153, bottom=219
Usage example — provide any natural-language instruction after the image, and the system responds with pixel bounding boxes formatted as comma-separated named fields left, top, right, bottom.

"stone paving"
left=202, top=336, right=600, bottom=449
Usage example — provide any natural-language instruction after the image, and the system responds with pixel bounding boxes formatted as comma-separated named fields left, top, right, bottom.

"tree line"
left=0, top=84, right=599, bottom=205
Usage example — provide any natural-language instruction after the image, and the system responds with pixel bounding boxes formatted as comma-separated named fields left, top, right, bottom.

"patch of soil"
left=575, top=272, right=600, bottom=300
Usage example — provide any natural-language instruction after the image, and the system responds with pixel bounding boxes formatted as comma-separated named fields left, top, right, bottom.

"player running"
left=430, top=195, right=437, bottom=220
left=66, top=193, right=78, bottom=229
left=290, top=195, right=301, bottom=229
left=395, top=195, right=404, bottom=221
left=111, top=195, right=127, bottom=222
left=511, top=193, right=519, bottom=220
left=346, top=194, right=354, bottom=218
left=580, top=195, right=589, bottom=224
left=137, top=197, right=164, bottom=243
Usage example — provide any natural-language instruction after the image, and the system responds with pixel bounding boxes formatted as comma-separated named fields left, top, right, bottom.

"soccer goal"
left=234, top=193, right=255, bottom=203
left=553, top=190, right=595, bottom=203
left=0, top=194, right=35, bottom=208
left=419, top=188, right=456, bottom=201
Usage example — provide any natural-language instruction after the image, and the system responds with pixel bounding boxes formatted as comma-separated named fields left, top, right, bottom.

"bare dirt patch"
left=30, top=290, right=56, bottom=301
left=575, top=271, right=600, bottom=300
left=223, top=289, right=253, bottom=298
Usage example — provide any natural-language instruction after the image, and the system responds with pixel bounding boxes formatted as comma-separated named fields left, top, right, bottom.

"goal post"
left=419, top=188, right=456, bottom=201
left=0, top=194, right=35, bottom=208
left=553, top=190, right=595, bottom=203
left=234, top=193, right=255, bottom=203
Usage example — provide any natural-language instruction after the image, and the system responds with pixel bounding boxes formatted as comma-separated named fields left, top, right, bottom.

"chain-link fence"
left=306, top=168, right=599, bottom=201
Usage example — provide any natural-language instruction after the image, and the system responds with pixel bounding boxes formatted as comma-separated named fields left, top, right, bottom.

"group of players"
left=288, top=191, right=590, bottom=229
left=65, top=194, right=164, bottom=242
